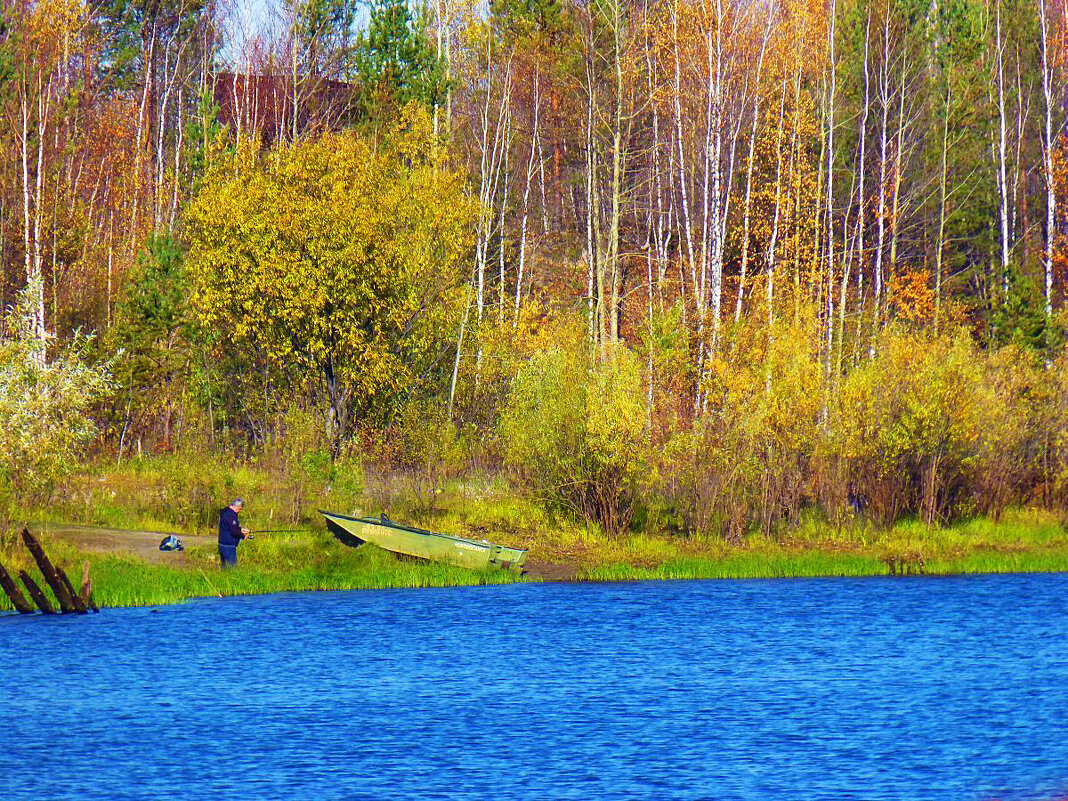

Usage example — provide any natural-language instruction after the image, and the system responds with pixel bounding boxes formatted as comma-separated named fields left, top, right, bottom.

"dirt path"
left=38, top=524, right=216, bottom=566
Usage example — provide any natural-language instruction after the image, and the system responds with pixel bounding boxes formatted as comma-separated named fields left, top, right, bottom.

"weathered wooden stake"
left=19, top=571, right=56, bottom=614
left=2, top=530, right=99, bottom=616
left=21, top=529, right=78, bottom=613
left=0, top=560, right=35, bottom=614
left=57, top=566, right=89, bottom=614
left=80, top=560, right=99, bottom=613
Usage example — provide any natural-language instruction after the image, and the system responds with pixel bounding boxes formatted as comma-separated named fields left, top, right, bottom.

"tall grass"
left=582, top=550, right=1068, bottom=582
left=18, top=453, right=365, bottom=534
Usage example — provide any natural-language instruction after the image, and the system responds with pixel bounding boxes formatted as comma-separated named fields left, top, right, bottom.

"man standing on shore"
left=218, top=498, right=251, bottom=568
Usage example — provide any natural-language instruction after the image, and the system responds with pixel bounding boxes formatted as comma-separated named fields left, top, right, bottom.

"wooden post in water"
left=19, top=571, right=57, bottom=614
left=21, top=529, right=79, bottom=613
left=2, top=528, right=98, bottom=616
left=0, top=561, right=35, bottom=614
left=57, top=566, right=89, bottom=614
left=80, top=561, right=99, bottom=613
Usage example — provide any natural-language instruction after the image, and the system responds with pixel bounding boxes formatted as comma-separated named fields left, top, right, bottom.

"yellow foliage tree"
left=185, top=109, right=477, bottom=451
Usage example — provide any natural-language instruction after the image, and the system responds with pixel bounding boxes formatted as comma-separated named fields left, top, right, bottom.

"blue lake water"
left=2, top=574, right=1068, bottom=799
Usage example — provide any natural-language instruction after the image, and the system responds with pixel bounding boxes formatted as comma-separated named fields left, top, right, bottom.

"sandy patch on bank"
left=521, top=559, right=577, bottom=582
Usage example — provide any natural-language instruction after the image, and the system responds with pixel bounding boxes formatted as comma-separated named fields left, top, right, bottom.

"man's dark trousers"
left=219, top=545, right=237, bottom=568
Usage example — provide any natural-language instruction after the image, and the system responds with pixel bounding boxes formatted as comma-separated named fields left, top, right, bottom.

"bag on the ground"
left=159, top=535, right=184, bottom=552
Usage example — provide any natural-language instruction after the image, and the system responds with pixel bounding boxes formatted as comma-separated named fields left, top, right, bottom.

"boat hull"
left=319, top=511, right=527, bottom=573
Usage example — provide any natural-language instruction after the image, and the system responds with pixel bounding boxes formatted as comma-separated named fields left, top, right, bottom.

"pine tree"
left=354, top=0, right=445, bottom=119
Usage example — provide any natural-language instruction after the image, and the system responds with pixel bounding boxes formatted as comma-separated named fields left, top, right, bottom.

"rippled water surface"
left=3, top=574, right=1068, bottom=799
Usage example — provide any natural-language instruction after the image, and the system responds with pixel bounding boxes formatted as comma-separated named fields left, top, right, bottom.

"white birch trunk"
left=672, top=0, right=698, bottom=298
left=736, top=12, right=773, bottom=322
left=854, top=13, right=871, bottom=361
left=824, top=0, right=837, bottom=384
left=608, top=0, right=627, bottom=345
left=767, top=79, right=789, bottom=330
left=888, top=52, right=909, bottom=278
left=516, top=70, right=540, bottom=324
left=584, top=50, right=599, bottom=344
left=1040, top=0, right=1057, bottom=324
left=872, top=9, right=891, bottom=351
left=498, top=105, right=511, bottom=324
left=994, top=0, right=1010, bottom=296
left=935, top=83, right=950, bottom=332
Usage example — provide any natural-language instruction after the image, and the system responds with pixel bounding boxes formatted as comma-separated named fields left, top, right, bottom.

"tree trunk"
left=935, top=83, right=951, bottom=332
left=1040, top=0, right=1058, bottom=329
left=516, top=69, right=540, bottom=324
left=994, top=1, right=1010, bottom=297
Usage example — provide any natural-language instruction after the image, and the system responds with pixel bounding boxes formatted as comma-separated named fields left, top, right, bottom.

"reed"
left=923, top=551, right=1068, bottom=575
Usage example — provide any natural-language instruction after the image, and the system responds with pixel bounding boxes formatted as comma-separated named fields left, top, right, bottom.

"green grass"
left=583, top=551, right=887, bottom=582
left=17, top=453, right=355, bottom=535
left=0, top=530, right=519, bottom=610
left=923, top=550, right=1068, bottom=574
left=87, top=547, right=518, bottom=608
left=582, top=549, right=1068, bottom=582
left=578, top=508, right=1068, bottom=582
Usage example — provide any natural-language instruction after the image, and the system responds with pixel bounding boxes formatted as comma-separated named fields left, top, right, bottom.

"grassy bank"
left=87, top=544, right=520, bottom=608
left=0, top=529, right=518, bottom=609
left=2, top=456, right=1067, bottom=610
left=578, top=511, right=1068, bottom=580
left=582, top=540, right=1068, bottom=582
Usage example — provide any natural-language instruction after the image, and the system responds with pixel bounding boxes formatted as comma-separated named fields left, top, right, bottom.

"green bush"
left=152, top=457, right=225, bottom=528
left=0, top=281, right=114, bottom=513
left=110, top=233, right=194, bottom=452
left=380, top=399, right=465, bottom=514
left=1047, top=349, right=1068, bottom=518
left=969, top=345, right=1048, bottom=519
left=829, top=328, right=985, bottom=525
left=500, top=343, right=647, bottom=536
left=661, top=316, right=821, bottom=540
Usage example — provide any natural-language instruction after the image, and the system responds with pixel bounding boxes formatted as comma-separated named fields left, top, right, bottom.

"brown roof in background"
left=213, top=72, right=356, bottom=143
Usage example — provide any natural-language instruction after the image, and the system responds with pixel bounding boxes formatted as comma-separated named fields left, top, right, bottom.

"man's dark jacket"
left=218, top=507, right=246, bottom=547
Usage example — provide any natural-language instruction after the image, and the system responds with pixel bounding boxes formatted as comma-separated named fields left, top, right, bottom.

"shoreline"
left=5, top=557, right=1067, bottom=614
left=2, top=519, right=1067, bottom=610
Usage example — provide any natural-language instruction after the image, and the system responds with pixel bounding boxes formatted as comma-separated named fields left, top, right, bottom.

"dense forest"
left=1, top=0, right=1067, bottom=539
